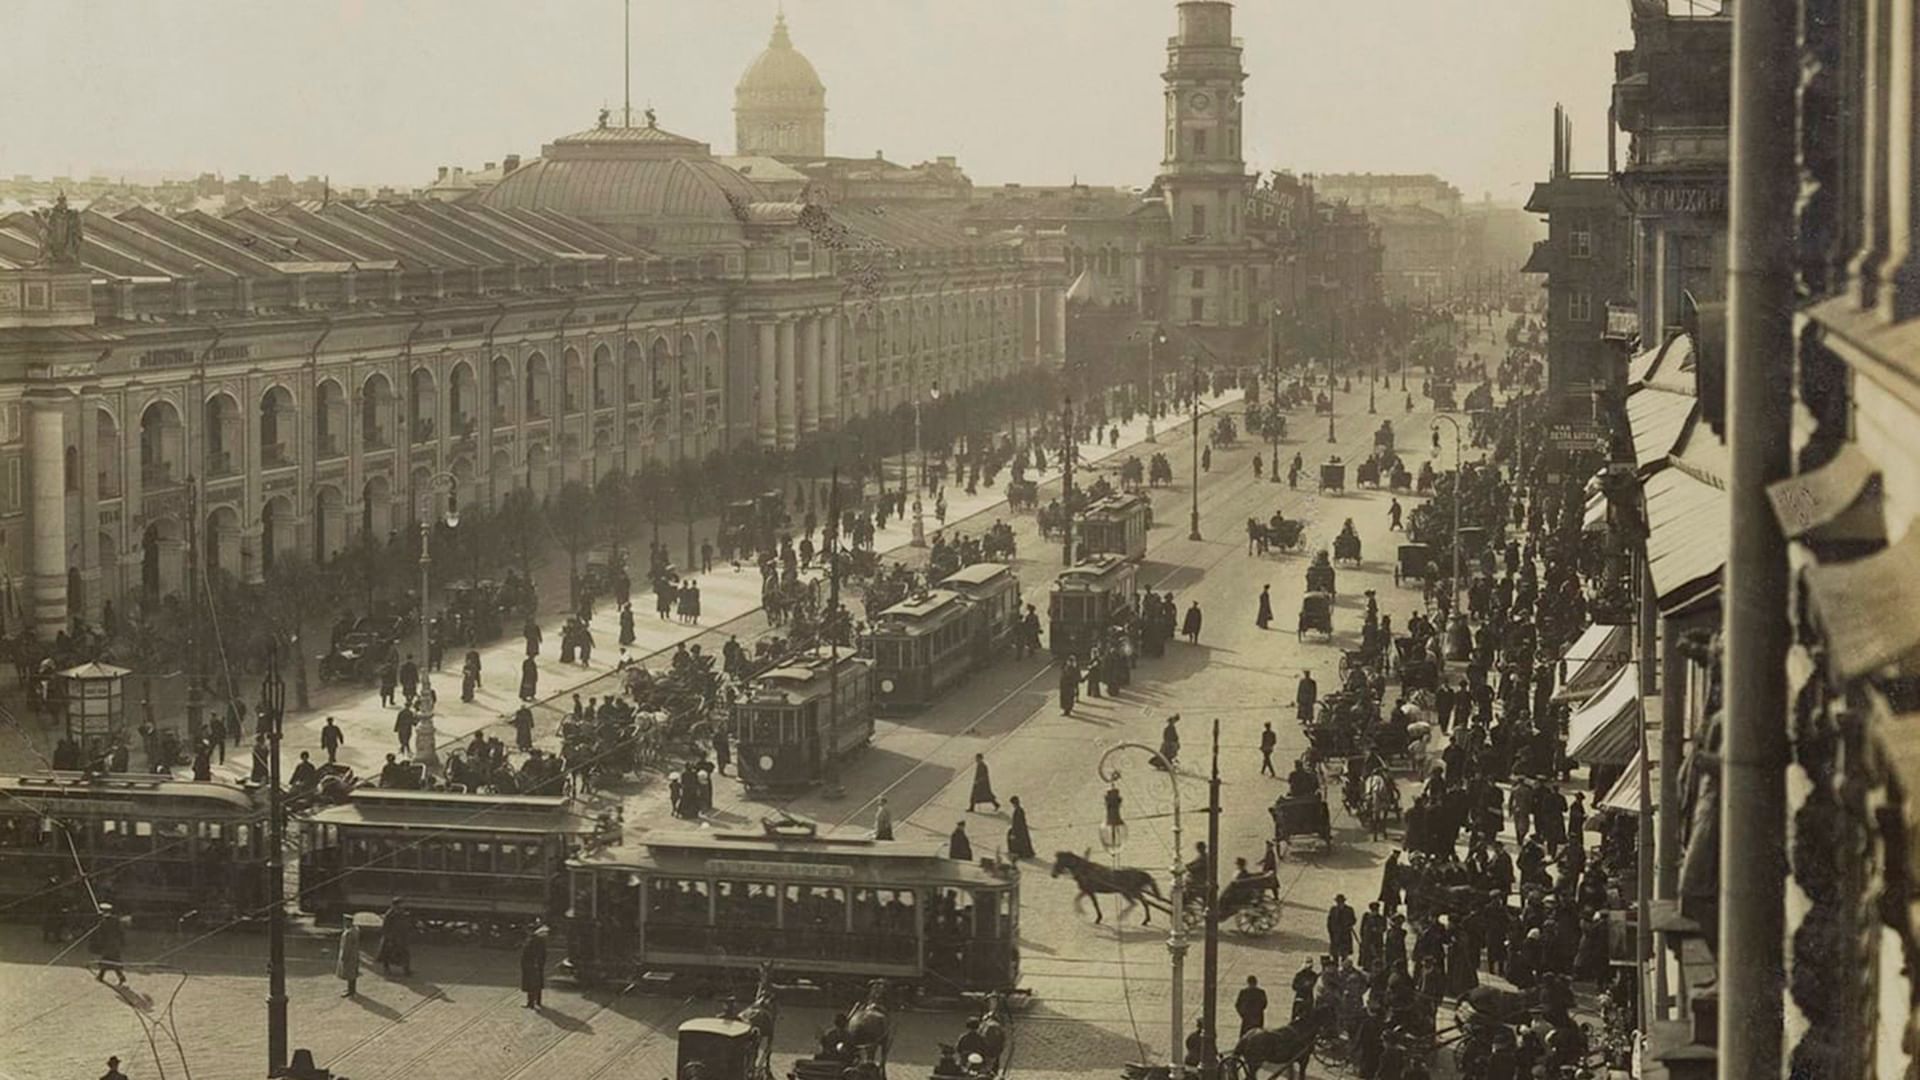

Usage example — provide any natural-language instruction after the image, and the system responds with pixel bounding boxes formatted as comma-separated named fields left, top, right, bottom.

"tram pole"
left=1201, top=718, right=1221, bottom=1078
left=823, top=465, right=843, bottom=797
left=263, top=648, right=288, bottom=1076
left=1095, top=744, right=1186, bottom=1077
left=1061, top=396, right=1075, bottom=567
left=1188, top=359, right=1201, bottom=542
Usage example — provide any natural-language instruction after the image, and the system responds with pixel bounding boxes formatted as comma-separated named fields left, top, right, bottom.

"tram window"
left=648, top=877, right=709, bottom=925
left=497, top=842, right=522, bottom=874
left=715, top=880, right=777, bottom=926
left=444, top=840, right=467, bottom=872
left=780, top=714, right=801, bottom=744
left=930, top=887, right=977, bottom=939
left=514, top=841, right=542, bottom=875
left=852, top=888, right=915, bottom=935
left=473, top=841, right=493, bottom=870
left=234, top=824, right=252, bottom=852
left=392, top=837, right=421, bottom=870
left=783, top=885, right=847, bottom=934
left=419, top=841, right=443, bottom=871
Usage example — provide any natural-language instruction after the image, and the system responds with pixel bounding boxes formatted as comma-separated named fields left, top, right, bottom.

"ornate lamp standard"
left=416, top=472, right=460, bottom=699
left=911, top=380, right=939, bottom=547
left=1188, top=360, right=1202, bottom=542
left=261, top=650, right=288, bottom=1075
left=1096, top=744, right=1187, bottom=1078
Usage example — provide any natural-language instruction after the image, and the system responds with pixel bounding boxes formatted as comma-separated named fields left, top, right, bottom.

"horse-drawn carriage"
left=1005, top=478, right=1039, bottom=512
left=1210, top=415, right=1238, bottom=448
left=1305, top=551, right=1337, bottom=597
left=1393, top=637, right=1441, bottom=693
left=1271, top=794, right=1333, bottom=851
left=1431, top=379, right=1458, bottom=412
left=1297, top=590, right=1332, bottom=641
left=1388, top=460, right=1414, bottom=493
left=1185, top=870, right=1280, bottom=935
left=1332, top=522, right=1362, bottom=567
left=1355, top=456, right=1382, bottom=488
left=1250, top=513, right=1306, bottom=555
left=1318, top=459, right=1346, bottom=493
left=1147, top=453, right=1174, bottom=487
left=1373, top=420, right=1395, bottom=454
left=1393, top=543, right=1435, bottom=587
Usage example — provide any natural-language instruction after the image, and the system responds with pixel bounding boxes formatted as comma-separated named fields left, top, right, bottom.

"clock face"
left=1190, top=92, right=1213, bottom=113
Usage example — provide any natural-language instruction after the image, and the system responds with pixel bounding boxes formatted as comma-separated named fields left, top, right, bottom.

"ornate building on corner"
left=734, top=13, right=827, bottom=159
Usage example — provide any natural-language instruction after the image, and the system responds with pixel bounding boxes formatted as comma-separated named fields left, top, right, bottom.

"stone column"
left=78, top=399, right=101, bottom=619
left=1052, top=287, right=1068, bottom=360
left=26, top=395, right=69, bottom=637
left=756, top=321, right=778, bottom=446
left=1029, top=289, right=1045, bottom=361
left=821, top=314, right=841, bottom=428
left=776, top=319, right=798, bottom=449
left=800, top=315, right=822, bottom=437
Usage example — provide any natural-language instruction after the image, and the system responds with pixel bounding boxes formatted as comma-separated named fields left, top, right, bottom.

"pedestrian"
left=1508, top=777, right=1534, bottom=845
left=100, top=1056, right=128, bottom=1080
left=1567, top=791, right=1587, bottom=845
left=1295, top=670, right=1318, bottom=723
left=967, top=753, right=1000, bottom=812
left=1182, top=601, right=1203, bottom=644
left=713, top=728, right=731, bottom=776
left=1328, top=893, right=1357, bottom=961
left=377, top=897, right=413, bottom=977
left=1384, top=914, right=1408, bottom=970
left=336, top=913, right=361, bottom=997
left=873, top=797, right=893, bottom=841
left=399, top=654, right=420, bottom=704
left=701, top=538, right=714, bottom=573
left=619, top=603, right=636, bottom=647
left=949, top=821, right=973, bottom=862
left=1006, top=795, right=1035, bottom=860
left=1235, top=974, right=1268, bottom=1035
left=520, top=656, right=539, bottom=702
left=1159, top=714, right=1181, bottom=769
left=524, top=619, right=543, bottom=658
left=250, top=733, right=270, bottom=783
left=1185, top=1018, right=1208, bottom=1068
left=1360, top=901, right=1387, bottom=972
left=394, top=706, right=415, bottom=755
left=461, top=649, right=482, bottom=703
left=520, top=924, right=549, bottom=1008
left=1259, top=722, right=1277, bottom=777
left=89, top=903, right=127, bottom=985
left=1389, top=498, right=1403, bottom=531
left=1290, top=959, right=1317, bottom=1021
left=192, top=740, right=212, bottom=781
left=1255, top=584, right=1273, bottom=630
left=210, top=702, right=228, bottom=763
left=1058, top=655, right=1079, bottom=716
left=511, top=706, right=535, bottom=752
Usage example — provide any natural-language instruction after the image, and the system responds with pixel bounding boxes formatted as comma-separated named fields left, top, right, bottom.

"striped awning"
left=1565, top=663, right=1642, bottom=765
left=1600, top=748, right=1655, bottom=814
left=1805, top=521, right=1920, bottom=682
left=1555, top=623, right=1631, bottom=703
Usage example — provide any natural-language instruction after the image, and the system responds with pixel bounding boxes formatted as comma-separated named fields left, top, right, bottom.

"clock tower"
left=1157, top=1, right=1255, bottom=331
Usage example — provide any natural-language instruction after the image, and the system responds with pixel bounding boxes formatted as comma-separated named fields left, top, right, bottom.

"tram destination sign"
left=9, top=796, right=139, bottom=816
left=709, top=858, right=854, bottom=881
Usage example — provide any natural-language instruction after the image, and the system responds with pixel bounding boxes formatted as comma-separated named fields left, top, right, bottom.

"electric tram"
left=297, top=787, right=603, bottom=930
left=1079, top=492, right=1153, bottom=561
left=565, top=821, right=1022, bottom=996
left=1048, top=555, right=1139, bottom=660
left=0, top=772, right=272, bottom=923
left=863, top=589, right=981, bottom=713
left=937, top=562, right=1023, bottom=661
left=731, top=647, right=875, bottom=794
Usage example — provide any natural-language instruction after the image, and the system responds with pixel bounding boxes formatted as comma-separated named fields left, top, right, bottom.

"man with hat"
left=99, top=1056, right=129, bottom=1080
left=1326, top=893, right=1356, bottom=961
left=1290, top=958, right=1317, bottom=1021
left=519, top=923, right=550, bottom=1007
left=377, top=897, right=413, bottom=977
left=90, top=903, right=127, bottom=985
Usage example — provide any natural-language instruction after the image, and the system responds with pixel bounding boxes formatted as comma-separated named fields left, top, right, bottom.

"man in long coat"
left=1255, top=584, right=1274, bottom=630
left=1006, top=796, right=1035, bottom=860
left=336, top=914, right=361, bottom=997
left=520, top=925, right=549, bottom=1008
left=949, top=821, right=973, bottom=862
left=967, top=754, right=1000, bottom=813
left=377, top=898, right=413, bottom=977
left=1057, top=656, right=1079, bottom=715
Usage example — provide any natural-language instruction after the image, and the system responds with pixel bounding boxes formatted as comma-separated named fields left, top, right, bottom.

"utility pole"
left=823, top=465, right=843, bottom=796
left=1201, top=718, right=1222, bottom=1078
left=1061, top=396, right=1076, bottom=566
left=1188, top=360, right=1202, bottom=542
left=262, top=647, right=288, bottom=1075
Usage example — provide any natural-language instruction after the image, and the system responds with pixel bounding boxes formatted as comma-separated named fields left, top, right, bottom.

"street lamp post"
left=1188, top=360, right=1202, bottom=542
left=262, top=649, right=288, bottom=1076
left=1368, top=363, right=1377, bottom=414
left=1326, top=356, right=1337, bottom=443
left=1145, top=328, right=1164, bottom=442
left=911, top=381, right=939, bottom=548
left=417, top=472, right=460, bottom=698
left=1096, top=743, right=1188, bottom=1078
left=1431, top=415, right=1464, bottom=614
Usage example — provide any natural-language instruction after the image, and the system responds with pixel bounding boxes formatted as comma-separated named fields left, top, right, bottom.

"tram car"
left=297, top=788, right=602, bottom=931
left=938, top=562, right=1023, bottom=662
left=565, top=823, right=1022, bottom=996
left=0, top=772, right=272, bottom=924
left=1048, top=555, right=1139, bottom=660
left=864, top=590, right=980, bottom=713
left=1078, top=493, right=1152, bottom=561
left=732, top=647, right=876, bottom=794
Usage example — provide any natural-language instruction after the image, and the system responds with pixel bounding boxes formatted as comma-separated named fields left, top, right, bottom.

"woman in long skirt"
left=1006, top=796, right=1036, bottom=860
left=519, top=657, right=539, bottom=703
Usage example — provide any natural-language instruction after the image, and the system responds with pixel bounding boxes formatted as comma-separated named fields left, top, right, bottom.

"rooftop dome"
left=479, top=111, right=766, bottom=247
left=736, top=14, right=825, bottom=99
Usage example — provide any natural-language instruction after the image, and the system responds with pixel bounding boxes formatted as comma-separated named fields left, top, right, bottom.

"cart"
left=1297, top=590, right=1333, bottom=641
left=676, top=1017, right=758, bottom=1080
left=1355, top=458, right=1381, bottom=488
left=1332, top=531, right=1362, bottom=567
left=1318, top=461, right=1346, bottom=493
left=1006, top=478, right=1039, bottom=512
left=1271, top=794, right=1334, bottom=851
left=1305, top=555, right=1337, bottom=598
left=1184, top=871, right=1280, bottom=935
left=1374, top=421, right=1395, bottom=453
left=1394, top=543, right=1434, bottom=587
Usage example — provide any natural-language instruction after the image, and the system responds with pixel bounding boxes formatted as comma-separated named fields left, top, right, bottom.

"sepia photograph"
left=0, top=1, right=1908, bottom=1078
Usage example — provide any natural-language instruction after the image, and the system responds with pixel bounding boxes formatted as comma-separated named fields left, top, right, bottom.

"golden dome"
left=735, top=14, right=825, bottom=101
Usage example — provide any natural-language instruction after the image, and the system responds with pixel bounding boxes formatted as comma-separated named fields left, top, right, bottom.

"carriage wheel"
left=1311, top=1031, right=1350, bottom=1068
left=1235, top=899, right=1278, bottom=936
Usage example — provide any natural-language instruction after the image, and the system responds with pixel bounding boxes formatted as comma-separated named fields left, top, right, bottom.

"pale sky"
left=1, top=0, right=1630, bottom=200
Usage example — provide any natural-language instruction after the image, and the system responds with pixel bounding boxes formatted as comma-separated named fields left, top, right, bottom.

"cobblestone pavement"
left=0, top=314, right=1529, bottom=1080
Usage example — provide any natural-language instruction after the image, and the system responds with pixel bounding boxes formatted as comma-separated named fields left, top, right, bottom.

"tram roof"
left=751, top=649, right=872, bottom=697
left=873, top=588, right=969, bottom=626
left=577, top=829, right=1017, bottom=887
left=1083, top=493, right=1151, bottom=516
left=940, top=562, right=1016, bottom=589
left=0, top=772, right=265, bottom=813
left=1052, top=555, right=1136, bottom=589
left=305, top=788, right=599, bottom=834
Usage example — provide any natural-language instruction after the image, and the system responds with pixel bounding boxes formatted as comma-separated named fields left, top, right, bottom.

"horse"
left=736, top=961, right=778, bottom=1080
left=1456, top=973, right=1574, bottom=1031
left=973, top=990, right=1011, bottom=1069
left=1218, top=1009, right=1323, bottom=1080
left=844, top=978, right=894, bottom=1077
left=1052, top=850, right=1165, bottom=925
left=1363, top=772, right=1398, bottom=841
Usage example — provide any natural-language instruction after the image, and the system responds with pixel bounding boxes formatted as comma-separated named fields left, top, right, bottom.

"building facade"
left=1523, top=106, right=1632, bottom=406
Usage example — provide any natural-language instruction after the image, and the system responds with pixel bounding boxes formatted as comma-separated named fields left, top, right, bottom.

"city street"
left=0, top=311, right=1518, bottom=1080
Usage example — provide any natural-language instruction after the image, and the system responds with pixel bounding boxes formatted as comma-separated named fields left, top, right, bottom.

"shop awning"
left=1627, top=339, right=1666, bottom=388
left=1643, top=467, right=1729, bottom=612
left=1765, top=442, right=1884, bottom=544
left=1555, top=623, right=1632, bottom=703
left=1565, top=662, right=1642, bottom=765
left=1583, top=489, right=1608, bottom=532
left=1600, top=747, right=1656, bottom=815
left=1628, top=387, right=1697, bottom=469
left=1804, top=521, right=1920, bottom=682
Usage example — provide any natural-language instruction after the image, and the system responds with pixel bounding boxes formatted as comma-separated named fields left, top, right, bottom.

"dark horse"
left=1219, top=1009, right=1324, bottom=1080
left=736, top=961, right=777, bottom=1080
left=1052, top=850, right=1165, bottom=926
left=844, top=978, right=893, bottom=1078
left=1457, top=972, right=1574, bottom=1031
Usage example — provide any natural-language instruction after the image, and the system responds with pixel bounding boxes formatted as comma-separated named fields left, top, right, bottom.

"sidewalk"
left=244, top=388, right=1247, bottom=786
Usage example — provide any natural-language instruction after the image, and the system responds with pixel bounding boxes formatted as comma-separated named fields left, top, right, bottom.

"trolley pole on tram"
left=263, top=649, right=288, bottom=1076
left=1061, top=396, right=1076, bottom=566
left=1188, top=360, right=1202, bottom=542
left=1095, top=744, right=1187, bottom=1078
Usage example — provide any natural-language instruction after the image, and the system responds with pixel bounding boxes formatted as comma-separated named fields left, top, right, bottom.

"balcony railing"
left=205, top=449, right=236, bottom=478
